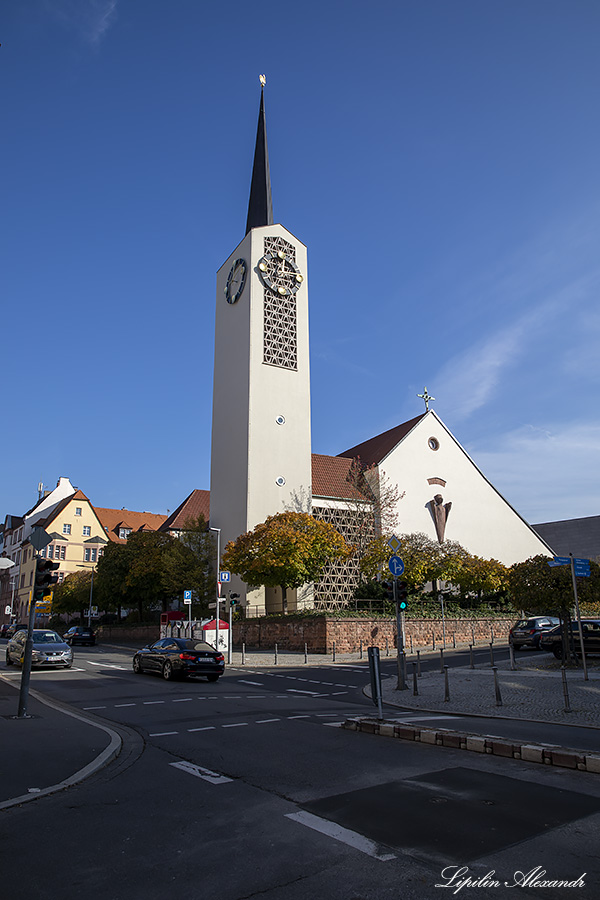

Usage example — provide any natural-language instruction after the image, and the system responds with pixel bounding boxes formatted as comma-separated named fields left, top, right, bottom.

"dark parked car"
left=4, top=623, right=29, bottom=640
left=540, top=619, right=600, bottom=659
left=509, top=616, right=560, bottom=650
left=0, top=623, right=13, bottom=638
left=63, top=626, right=96, bottom=646
left=133, top=638, right=225, bottom=681
left=6, top=629, right=73, bottom=668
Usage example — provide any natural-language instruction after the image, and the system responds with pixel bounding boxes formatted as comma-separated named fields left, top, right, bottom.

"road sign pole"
left=17, top=556, right=39, bottom=718
left=570, top=553, right=588, bottom=681
left=394, top=580, right=406, bottom=691
left=228, top=593, right=232, bottom=664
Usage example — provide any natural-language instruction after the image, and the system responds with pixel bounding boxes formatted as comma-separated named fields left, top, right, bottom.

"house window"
left=47, top=546, right=53, bottom=559
left=84, top=548, right=90, bottom=562
left=54, top=546, right=61, bottom=559
left=58, top=572, right=64, bottom=583
left=119, top=528, right=132, bottom=540
left=91, top=548, right=97, bottom=562
left=83, top=526, right=91, bottom=537
left=20, top=574, right=25, bottom=588
left=75, top=507, right=82, bottom=516
left=29, top=572, right=33, bottom=586
left=60, top=546, right=66, bottom=560
left=63, top=523, right=71, bottom=535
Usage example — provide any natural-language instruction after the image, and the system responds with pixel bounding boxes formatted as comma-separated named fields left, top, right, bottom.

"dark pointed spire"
left=245, top=84, right=273, bottom=235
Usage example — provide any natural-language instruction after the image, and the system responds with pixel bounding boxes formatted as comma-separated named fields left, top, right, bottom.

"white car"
left=6, top=629, right=73, bottom=669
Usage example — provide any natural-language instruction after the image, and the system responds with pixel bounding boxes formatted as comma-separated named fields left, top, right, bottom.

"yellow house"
left=15, top=490, right=107, bottom=621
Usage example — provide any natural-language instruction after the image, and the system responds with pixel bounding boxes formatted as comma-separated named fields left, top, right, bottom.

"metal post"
left=360, top=640, right=363, bottom=660
left=471, top=624, right=475, bottom=645
left=242, top=642, right=246, bottom=665
left=227, top=595, right=232, bottom=665
left=490, top=625, right=495, bottom=644
left=489, top=642, right=495, bottom=667
left=274, top=643, right=278, bottom=665
left=394, top=579, right=406, bottom=690
left=368, top=646, right=384, bottom=720
left=443, top=665, right=450, bottom=702
left=412, top=662, right=418, bottom=696
left=332, top=640, right=336, bottom=663
left=509, top=644, right=516, bottom=671
left=409, top=634, right=413, bottom=654
left=17, top=562, right=39, bottom=718
left=88, top=568, right=95, bottom=628
left=304, top=642, right=308, bottom=664
left=570, top=554, right=589, bottom=681
left=416, top=649, right=421, bottom=677
left=452, top=632, right=456, bottom=649
left=561, top=666, right=571, bottom=713
left=440, top=647, right=444, bottom=673
left=492, top=666, right=502, bottom=706
left=432, top=631, right=436, bottom=650
left=385, top=636, right=389, bottom=657
left=209, top=527, right=221, bottom=652
left=440, top=593, right=446, bottom=647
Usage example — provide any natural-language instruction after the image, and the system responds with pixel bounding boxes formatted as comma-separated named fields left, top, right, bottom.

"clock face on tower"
left=257, top=248, right=303, bottom=296
left=225, top=258, right=248, bottom=304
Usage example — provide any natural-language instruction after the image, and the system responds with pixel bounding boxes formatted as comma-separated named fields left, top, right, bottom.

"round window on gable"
left=428, top=437, right=440, bottom=451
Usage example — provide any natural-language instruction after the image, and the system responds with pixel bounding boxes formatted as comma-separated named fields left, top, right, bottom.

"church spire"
left=245, top=78, right=273, bottom=235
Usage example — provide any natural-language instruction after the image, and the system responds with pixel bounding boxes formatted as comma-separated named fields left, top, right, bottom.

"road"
left=1, top=642, right=600, bottom=899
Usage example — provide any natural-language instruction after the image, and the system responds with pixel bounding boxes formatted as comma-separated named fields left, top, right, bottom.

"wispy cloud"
left=45, top=0, right=118, bottom=45
left=470, top=421, right=600, bottom=523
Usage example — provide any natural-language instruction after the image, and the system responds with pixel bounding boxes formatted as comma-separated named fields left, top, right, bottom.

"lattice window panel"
left=263, top=236, right=298, bottom=370
left=312, top=506, right=373, bottom=610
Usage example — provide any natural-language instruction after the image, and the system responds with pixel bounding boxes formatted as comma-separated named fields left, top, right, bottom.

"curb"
left=343, top=716, right=600, bottom=775
left=0, top=675, right=123, bottom=811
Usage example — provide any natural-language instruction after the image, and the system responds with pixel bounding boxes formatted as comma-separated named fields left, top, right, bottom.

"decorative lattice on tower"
left=263, top=236, right=298, bottom=370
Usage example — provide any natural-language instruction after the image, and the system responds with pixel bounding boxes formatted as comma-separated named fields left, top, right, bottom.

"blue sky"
left=3, top=0, right=600, bottom=525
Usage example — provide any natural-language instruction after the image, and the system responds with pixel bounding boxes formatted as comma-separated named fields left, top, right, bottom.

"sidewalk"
left=0, top=675, right=121, bottom=810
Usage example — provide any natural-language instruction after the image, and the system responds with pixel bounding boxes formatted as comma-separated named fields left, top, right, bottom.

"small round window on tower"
left=276, top=476, right=286, bottom=487
left=276, top=415, right=286, bottom=426
left=428, top=437, right=440, bottom=451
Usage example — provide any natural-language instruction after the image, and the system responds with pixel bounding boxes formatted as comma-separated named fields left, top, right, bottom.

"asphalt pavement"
left=1, top=640, right=599, bottom=810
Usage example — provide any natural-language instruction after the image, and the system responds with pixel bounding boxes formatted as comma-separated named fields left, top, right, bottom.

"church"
left=206, top=82, right=552, bottom=616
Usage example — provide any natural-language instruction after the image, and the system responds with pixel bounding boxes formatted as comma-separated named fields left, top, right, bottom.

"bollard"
left=304, top=642, right=308, bottom=664
left=332, top=640, right=336, bottom=663
left=491, top=625, right=495, bottom=645
left=469, top=644, right=474, bottom=669
left=440, top=648, right=445, bottom=673
left=444, top=665, right=450, bottom=702
left=274, top=643, right=278, bottom=665
left=561, top=666, right=571, bottom=713
left=416, top=649, right=421, bottom=677
left=385, top=636, right=389, bottom=657
left=432, top=631, right=436, bottom=651
left=492, top=666, right=502, bottom=706
left=412, top=662, right=418, bottom=696
left=489, top=642, right=495, bottom=667
left=403, top=651, right=407, bottom=687
left=409, top=634, right=413, bottom=654
left=242, top=642, right=246, bottom=665
left=509, top=644, right=516, bottom=671
left=360, top=640, right=363, bottom=660
left=452, top=632, right=456, bottom=649
left=471, top=624, right=475, bottom=645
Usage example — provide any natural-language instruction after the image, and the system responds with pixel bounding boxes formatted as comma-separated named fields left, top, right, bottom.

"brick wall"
left=233, top=617, right=514, bottom=654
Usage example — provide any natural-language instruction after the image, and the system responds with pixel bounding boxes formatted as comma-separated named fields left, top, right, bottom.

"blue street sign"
left=574, top=558, right=590, bottom=566
left=548, top=556, right=570, bottom=566
left=574, top=565, right=591, bottom=578
left=388, top=555, right=405, bottom=577
left=183, top=590, right=192, bottom=600
left=220, top=571, right=231, bottom=583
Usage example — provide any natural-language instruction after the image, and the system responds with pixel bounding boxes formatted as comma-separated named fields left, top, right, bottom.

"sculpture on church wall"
left=430, top=494, right=452, bottom=543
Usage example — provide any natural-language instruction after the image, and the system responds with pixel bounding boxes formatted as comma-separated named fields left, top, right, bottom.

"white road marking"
left=287, top=689, right=319, bottom=695
left=239, top=680, right=263, bottom=686
left=331, top=691, right=348, bottom=696
left=85, top=661, right=128, bottom=670
left=150, top=731, right=178, bottom=736
left=316, top=714, right=340, bottom=717
left=247, top=695, right=265, bottom=698
left=143, top=701, right=164, bottom=705
left=188, top=726, right=215, bottom=732
left=172, top=698, right=193, bottom=703
left=285, top=811, right=396, bottom=861
left=322, top=722, right=344, bottom=727
left=170, top=761, right=232, bottom=784
left=287, top=715, right=310, bottom=719
left=83, top=706, right=106, bottom=710
left=114, top=703, right=136, bottom=708
left=256, top=718, right=280, bottom=724
left=222, top=722, right=248, bottom=728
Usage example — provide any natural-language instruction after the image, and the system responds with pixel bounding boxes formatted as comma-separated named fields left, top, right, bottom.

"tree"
left=344, top=457, right=404, bottom=570
left=161, top=516, right=216, bottom=616
left=222, top=512, right=351, bottom=613
left=52, top=570, right=93, bottom=622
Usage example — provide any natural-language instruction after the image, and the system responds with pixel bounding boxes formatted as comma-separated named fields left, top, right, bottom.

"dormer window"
left=119, top=528, right=132, bottom=540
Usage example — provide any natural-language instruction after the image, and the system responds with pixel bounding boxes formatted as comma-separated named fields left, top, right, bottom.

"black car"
left=63, top=626, right=96, bottom=646
left=540, top=619, right=600, bottom=659
left=509, top=616, right=560, bottom=650
left=133, top=638, right=225, bottom=681
left=5, top=623, right=29, bottom=640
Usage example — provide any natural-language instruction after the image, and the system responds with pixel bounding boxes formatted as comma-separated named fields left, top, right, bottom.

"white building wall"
left=380, top=411, right=552, bottom=565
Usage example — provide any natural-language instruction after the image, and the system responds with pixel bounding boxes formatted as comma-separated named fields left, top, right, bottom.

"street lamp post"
left=209, top=527, right=221, bottom=652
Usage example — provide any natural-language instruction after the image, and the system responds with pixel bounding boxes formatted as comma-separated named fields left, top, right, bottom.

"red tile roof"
left=94, top=507, right=168, bottom=543
left=337, top=414, right=426, bottom=466
left=160, top=490, right=210, bottom=532
left=311, top=454, right=365, bottom=501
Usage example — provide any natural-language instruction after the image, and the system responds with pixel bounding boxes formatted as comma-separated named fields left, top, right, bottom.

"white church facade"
left=207, top=84, right=553, bottom=616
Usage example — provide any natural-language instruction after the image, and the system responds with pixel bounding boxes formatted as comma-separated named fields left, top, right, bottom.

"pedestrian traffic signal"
left=229, top=592, right=240, bottom=607
left=397, top=580, right=408, bottom=610
left=34, top=558, right=59, bottom=602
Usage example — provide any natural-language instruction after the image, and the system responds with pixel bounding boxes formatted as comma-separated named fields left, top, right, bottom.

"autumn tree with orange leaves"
left=222, top=512, right=351, bottom=613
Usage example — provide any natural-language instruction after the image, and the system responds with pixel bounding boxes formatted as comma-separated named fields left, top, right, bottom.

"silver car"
left=5, top=629, right=73, bottom=669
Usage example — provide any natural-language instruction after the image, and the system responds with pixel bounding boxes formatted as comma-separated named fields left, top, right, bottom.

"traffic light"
left=34, top=558, right=60, bottom=602
left=397, top=580, right=408, bottom=610
left=382, top=581, right=394, bottom=602
left=229, top=592, right=240, bottom=607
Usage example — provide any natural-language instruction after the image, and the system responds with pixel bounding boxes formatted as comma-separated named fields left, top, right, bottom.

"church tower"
left=209, top=84, right=313, bottom=615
